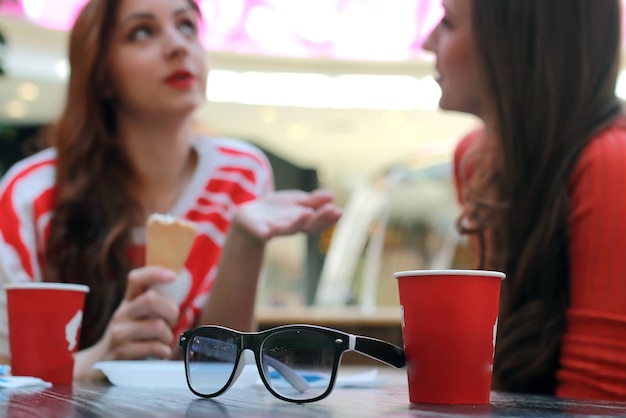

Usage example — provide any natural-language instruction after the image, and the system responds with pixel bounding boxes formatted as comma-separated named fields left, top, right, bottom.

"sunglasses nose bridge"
left=241, top=333, right=261, bottom=352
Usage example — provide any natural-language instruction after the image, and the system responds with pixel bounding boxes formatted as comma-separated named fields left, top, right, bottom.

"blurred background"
left=2, top=1, right=625, bottom=332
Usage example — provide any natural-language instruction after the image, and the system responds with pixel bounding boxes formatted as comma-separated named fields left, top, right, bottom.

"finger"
left=296, top=189, right=335, bottom=209
left=270, top=189, right=334, bottom=209
left=111, top=340, right=173, bottom=360
left=302, top=205, right=343, bottom=234
left=309, top=189, right=335, bottom=201
left=125, top=266, right=177, bottom=300
left=121, top=289, right=180, bottom=327
left=109, top=317, right=175, bottom=348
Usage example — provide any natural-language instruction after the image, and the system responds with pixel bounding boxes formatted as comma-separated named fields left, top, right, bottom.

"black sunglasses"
left=179, top=324, right=406, bottom=403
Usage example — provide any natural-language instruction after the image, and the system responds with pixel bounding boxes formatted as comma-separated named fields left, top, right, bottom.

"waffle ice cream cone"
left=146, top=214, right=197, bottom=273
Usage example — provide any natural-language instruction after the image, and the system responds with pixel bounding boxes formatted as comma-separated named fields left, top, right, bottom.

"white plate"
left=93, top=360, right=258, bottom=390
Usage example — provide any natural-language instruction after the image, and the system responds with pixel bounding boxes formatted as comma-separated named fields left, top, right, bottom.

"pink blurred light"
left=199, top=0, right=442, bottom=60
left=1, top=0, right=441, bottom=60
left=2, top=0, right=626, bottom=61
left=0, top=0, right=24, bottom=16
left=27, top=0, right=88, bottom=31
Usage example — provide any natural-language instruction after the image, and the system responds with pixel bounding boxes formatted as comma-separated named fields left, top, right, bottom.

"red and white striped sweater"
left=0, top=137, right=273, bottom=356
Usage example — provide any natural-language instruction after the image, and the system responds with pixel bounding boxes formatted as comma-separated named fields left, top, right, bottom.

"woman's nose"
left=422, top=25, right=438, bottom=53
left=162, top=27, right=189, bottom=58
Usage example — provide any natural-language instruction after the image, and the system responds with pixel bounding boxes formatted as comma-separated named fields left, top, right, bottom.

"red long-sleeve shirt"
left=454, top=118, right=626, bottom=400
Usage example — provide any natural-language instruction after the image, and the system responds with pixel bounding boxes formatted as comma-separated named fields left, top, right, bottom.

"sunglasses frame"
left=179, top=323, right=406, bottom=403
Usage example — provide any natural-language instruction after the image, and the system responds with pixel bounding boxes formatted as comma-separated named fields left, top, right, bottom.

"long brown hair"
left=462, top=0, right=622, bottom=394
left=45, top=0, right=200, bottom=349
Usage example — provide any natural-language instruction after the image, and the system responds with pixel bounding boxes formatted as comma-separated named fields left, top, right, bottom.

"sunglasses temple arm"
left=352, top=335, right=406, bottom=368
left=262, top=354, right=310, bottom=393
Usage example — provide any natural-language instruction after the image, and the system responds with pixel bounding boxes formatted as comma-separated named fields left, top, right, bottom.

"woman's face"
left=422, top=0, right=490, bottom=117
left=107, top=0, right=208, bottom=119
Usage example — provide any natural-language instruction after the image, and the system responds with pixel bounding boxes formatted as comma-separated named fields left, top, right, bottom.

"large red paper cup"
left=4, top=282, right=89, bottom=385
left=394, top=270, right=504, bottom=405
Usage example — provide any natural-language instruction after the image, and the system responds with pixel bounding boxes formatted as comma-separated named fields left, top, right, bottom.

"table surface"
left=2, top=367, right=626, bottom=418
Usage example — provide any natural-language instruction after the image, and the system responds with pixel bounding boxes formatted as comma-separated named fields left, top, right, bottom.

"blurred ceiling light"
left=206, top=70, right=239, bottom=102
left=333, top=74, right=421, bottom=110
left=55, top=59, right=69, bottom=80
left=16, top=82, right=40, bottom=101
left=333, top=3, right=416, bottom=60
left=207, top=70, right=333, bottom=108
left=23, top=0, right=46, bottom=21
left=215, top=0, right=245, bottom=33
left=276, top=0, right=338, bottom=44
left=5, top=99, right=28, bottom=119
left=207, top=70, right=441, bottom=110
left=245, top=7, right=281, bottom=44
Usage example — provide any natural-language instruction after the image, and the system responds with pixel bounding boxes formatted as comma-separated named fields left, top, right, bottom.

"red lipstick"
left=164, top=70, right=195, bottom=89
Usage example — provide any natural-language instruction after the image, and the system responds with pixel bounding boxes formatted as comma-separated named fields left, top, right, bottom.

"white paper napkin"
left=0, top=376, right=52, bottom=389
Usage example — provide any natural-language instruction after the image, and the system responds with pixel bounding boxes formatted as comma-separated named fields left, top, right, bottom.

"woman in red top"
left=424, top=0, right=626, bottom=399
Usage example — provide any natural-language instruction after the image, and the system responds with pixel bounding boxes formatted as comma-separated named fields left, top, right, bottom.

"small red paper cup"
left=5, top=282, right=89, bottom=385
left=394, top=270, right=504, bottom=404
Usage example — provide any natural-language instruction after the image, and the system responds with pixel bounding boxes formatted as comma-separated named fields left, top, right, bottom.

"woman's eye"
left=129, top=25, right=152, bottom=41
left=441, top=14, right=453, bottom=29
left=179, top=20, right=198, bottom=36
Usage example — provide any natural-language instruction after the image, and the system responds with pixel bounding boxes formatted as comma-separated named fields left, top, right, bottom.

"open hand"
left=232, top=189, right=342, bottom=242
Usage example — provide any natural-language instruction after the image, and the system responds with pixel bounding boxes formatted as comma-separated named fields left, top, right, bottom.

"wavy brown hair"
left=44, top=0, right=200, bottom=350
left=459, top=0, right=622, bottom=394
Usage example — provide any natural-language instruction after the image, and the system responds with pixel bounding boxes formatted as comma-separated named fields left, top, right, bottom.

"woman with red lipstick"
left=0, top=0, right=341, bottom=380
left=424, top=0, right=626, bottom=400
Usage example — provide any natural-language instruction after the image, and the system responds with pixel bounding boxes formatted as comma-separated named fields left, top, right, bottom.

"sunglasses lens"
left=186, top=329, right=239, bottom=396
left=260, top=329, right=338, bottom=401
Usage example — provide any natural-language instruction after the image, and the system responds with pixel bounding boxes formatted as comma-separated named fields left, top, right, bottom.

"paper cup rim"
left=393, top=269, right=505, bottom=280
left=4, top=282, right=90, bottom=293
